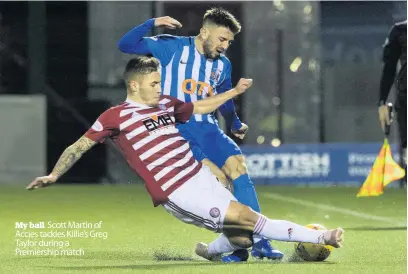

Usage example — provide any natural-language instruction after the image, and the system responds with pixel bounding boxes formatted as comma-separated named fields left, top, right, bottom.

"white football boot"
left=195, top=242, right=222, bottom=261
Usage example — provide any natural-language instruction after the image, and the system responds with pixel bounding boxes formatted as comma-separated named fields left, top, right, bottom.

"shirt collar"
left=125, top=98, right=149, bottom=108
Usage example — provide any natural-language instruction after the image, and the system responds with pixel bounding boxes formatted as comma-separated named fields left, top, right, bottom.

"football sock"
left=208, top=233, right=239, bottom=255
left=252, top=235, right=263, bottom=244
left=232, top=174, right=267, bottom=245
left=253, top=215, right=325, bottom=244
left=232, top=174, right=261, bottom=213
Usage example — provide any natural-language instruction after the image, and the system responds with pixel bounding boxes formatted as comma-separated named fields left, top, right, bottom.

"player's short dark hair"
left=124, top=56, right=160, bottom=86
left=203, top=7, right=241, bottom=34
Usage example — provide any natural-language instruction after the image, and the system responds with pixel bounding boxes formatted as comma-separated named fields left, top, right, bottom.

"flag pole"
left=382, top=102, right=393, bottom=188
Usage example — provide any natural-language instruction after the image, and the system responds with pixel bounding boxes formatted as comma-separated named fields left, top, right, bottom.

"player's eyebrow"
left=151, top=81, right=161, bottom=85
left=220, top=36, right=234, bottom=42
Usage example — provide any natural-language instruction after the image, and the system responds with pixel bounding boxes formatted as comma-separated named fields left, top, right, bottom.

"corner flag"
left=357, top=138, right=405, bottom=197
left=357, top=103, right=405, bottom=197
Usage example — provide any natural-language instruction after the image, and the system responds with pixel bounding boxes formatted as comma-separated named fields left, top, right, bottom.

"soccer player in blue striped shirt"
left=118, top=7, right=283, bottom=261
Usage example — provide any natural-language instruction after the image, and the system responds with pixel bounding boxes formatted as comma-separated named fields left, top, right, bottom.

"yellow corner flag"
left=357, top=138, right=406, bottom=197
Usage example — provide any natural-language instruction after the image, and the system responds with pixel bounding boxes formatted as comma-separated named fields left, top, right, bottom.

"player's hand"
left=234, top=78, right=253, bottom=95
left=232, top=123, right=249, bottom=140
left=378, top=104, right=391, bottom=133
left=26, top=175, right=57, bottom=190
left=154, top=16, right=182, bottom=29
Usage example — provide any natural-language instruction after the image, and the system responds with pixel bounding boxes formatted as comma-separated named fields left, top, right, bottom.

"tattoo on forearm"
left=51, top=137, right=95, bottom=178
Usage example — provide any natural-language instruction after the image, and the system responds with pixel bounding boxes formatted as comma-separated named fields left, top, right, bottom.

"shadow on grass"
left=286, top=253, right=337, bottom=264
left=38, top=255, right=337, bottom=271
left=26, top=248, right=336, bottom=271
left=344, top=226, right=407, bottom=231
left=42, top=259, right=336, bottom=271
left=152, top=249, right=194, bottom=261
left=43, top=262, right=213, bottom=271
left=12, top=250, right=151, bottom=261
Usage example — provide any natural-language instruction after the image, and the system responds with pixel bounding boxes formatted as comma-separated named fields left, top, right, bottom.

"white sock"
left=208, top=233, right=239, bottom=255
left=252, top=234, right=263, bottom=244
left=253, top=215, right=325, bottom=244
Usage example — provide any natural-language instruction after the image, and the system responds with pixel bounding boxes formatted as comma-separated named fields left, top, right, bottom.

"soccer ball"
left=294, top=224, right=333, bottom=261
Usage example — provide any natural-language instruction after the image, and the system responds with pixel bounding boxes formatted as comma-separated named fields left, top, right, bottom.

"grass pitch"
left=0, top=184, right=406, bottom=274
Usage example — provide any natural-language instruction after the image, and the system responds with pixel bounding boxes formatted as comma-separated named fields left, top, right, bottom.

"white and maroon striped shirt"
left=85, top=95, right=202, bottom=206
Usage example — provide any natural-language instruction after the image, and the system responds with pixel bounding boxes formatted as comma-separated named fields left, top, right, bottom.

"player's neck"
left=126, top=95, right=148, bottom=107
left=194, top=36, right=205, bottom=55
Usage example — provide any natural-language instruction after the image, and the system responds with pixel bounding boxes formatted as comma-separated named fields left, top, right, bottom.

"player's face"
left=203, top=26, right=235, bottom=59
left=139, top=71, right=162, bottom=107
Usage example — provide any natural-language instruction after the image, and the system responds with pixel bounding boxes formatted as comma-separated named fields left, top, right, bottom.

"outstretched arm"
left=26, top=136, right=97, bottom=190
left=193, top=78, right=253, bottom=115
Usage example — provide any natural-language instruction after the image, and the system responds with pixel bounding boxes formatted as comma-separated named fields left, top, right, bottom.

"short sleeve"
left=84, top=110, right=117, bottom=143
left=171, top=98, right=194, bottom=123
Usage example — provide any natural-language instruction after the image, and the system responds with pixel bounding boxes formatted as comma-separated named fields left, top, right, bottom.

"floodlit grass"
left=0, top=184, right=406, bottom=274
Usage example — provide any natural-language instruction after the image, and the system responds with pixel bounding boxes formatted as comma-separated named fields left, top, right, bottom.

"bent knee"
left=236, top=162, right=247, bottom=175
left=237, top=205, right=258, bottom=228
left=224, top=201, right=259, bottom=231
left=234, top=156, right=248, bottom=175
left=223, top=156, right=248, bottom=179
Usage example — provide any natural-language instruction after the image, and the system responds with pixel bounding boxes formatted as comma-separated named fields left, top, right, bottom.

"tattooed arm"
left=50, top=136, right=97, bottom=179
left=26, top=136, right=97, bottom=190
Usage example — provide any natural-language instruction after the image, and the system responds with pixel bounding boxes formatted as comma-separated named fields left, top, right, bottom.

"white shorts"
left=162, top=166, right=237, bottom=232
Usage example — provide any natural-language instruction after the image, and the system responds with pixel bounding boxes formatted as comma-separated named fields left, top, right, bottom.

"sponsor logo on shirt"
left=142, top=113, right=174, bottom=132
left=182, top=79, right=214, bottom=97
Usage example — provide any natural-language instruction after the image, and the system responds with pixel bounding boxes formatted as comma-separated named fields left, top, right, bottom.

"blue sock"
left=232, top=174, right=261, bottom=213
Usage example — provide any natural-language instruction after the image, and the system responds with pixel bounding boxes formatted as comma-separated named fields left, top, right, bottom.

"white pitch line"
left=263, top=193, right=406, bottom=226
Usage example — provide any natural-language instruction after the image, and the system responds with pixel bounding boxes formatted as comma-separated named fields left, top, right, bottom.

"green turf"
left=0, top=184, right=406, bottom=274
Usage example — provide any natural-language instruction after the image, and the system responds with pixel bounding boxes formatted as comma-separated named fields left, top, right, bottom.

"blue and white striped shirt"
left=118, top=19, right=242, bottom=130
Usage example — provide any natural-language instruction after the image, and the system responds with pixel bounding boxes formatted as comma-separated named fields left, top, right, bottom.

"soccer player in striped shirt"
left=27, top=56, right=344, bottom=261
left=117, top=7, right=283, bottom=261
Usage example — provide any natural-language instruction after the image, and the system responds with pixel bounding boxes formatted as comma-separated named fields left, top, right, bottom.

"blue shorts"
left=177, top=122, right=242, bottom=168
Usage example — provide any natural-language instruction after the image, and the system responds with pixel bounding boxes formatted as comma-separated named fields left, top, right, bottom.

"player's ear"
left=129, top=80, right=140, bottom=94
left=200, top=27, right=209, bottom=39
